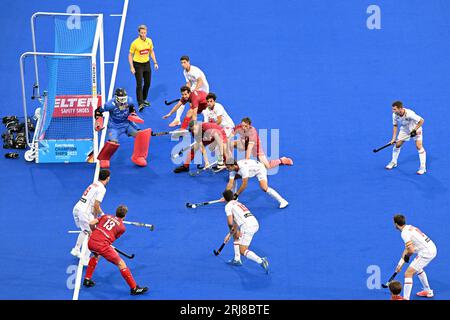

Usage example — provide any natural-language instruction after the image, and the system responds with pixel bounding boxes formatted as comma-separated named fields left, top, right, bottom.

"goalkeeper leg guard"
left=97, top=141, right=120, bottom=168
left=131, top=129, right=151, bottom=167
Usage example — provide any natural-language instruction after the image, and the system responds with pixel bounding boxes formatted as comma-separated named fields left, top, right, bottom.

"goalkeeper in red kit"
left=83, top=205, right=148, bottom=295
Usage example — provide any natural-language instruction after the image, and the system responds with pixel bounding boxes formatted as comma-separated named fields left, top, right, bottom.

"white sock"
left=418, top=148, right=426, bottom=168
left=233, top=241, right=241, bottom=261
left=75, top=231, right=86, bottom=250
left=417, top=270, right=431, bottom=291
left=175, top=104, right=186, bottom=122
left=392, top=146, right=401, bottom=163
left=266, top=187, right=284, bottom=203
left=403, top=277, right=413, bottom=300
left=244, top=249, right=262, bottom=264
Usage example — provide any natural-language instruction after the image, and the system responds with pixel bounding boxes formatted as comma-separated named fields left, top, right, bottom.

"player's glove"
left=233, top=193, right=239, bottom=200
left=403, top=255, right=410, bottom=263
left=410, top=129, right=417, bottom=137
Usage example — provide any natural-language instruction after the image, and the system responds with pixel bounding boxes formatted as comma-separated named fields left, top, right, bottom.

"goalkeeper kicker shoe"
left=385, top=161, right=397, bottom=170
left=131, top=286, right=148, bottom=295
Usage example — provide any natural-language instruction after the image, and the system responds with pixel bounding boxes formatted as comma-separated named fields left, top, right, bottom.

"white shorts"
left=238, top=223, right=259, bottom=246
left=73, top=207, right=94, bottom=231
left=256, top=166, right=268, bottom=182
left=398, top=128, right=423, bottom=142
left=410, top=247, right=437, bottom=272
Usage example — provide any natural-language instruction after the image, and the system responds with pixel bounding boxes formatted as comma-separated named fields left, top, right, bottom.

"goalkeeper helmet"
left=115, top=88, right=128, bottom=108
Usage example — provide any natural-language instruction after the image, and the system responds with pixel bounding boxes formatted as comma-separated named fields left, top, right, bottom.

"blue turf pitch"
left=0, top=0, right=449, bottom=299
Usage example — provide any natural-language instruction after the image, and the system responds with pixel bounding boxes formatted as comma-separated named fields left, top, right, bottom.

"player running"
left=226, top=158, right=288, bottom=208
left=83, top=205, right=148, bottom=295
left=162, top=86, right=208, bottom=131
left=393, top=214, right=437, bottom=300
left=173, top=121, right=228, bottom=173
left=95, top=88, right=151, bottom=168
left=386, top=101, right=426, bottom=174
left=71, top=169, right=110, bottom=265
left=168, top=56, right=209, bottom=127
left=230, top=117, right=293, bottom=169
left=222, top=190, right=269, bottom=273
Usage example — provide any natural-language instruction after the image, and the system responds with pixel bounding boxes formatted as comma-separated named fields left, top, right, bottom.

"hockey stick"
left=172, top=142, right=196, bottom=159
left=164, top=98, right=180, bottom=106
left=381, top=272, right=398, bottom=288
left=189, top=160, right=218, bottom=176
left=111, top=245, right=135, bottom=259
left=186, top=198, right=224, bottom=209
left=151, top=129, right=189, bottom=137
left=123, top=220, right=155, bottom=231
left=213, top=232, right=231, bottom=256
left=373, top=134, right=413, bottom=153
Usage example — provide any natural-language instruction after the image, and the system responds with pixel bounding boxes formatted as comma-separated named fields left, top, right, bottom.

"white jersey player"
left=202, top=93, right=235, bottom=137
left=386, top=101, right=426, bottom=174
left=222, top=190, right=269, bottom=273
left=170, top=55, right=210, bottom=127
left=394, top=214, right=437, bottom=299
left=71, top=170, right=110, bottom=265
left=226, top=159, right=288, bottom=209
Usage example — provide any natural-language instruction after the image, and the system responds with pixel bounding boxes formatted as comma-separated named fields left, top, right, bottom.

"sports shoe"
left=279, top=199, right=289, bottom=209
left=212, top=163, right=226, bottom=173
left=143, top=100, right=150, bottom=106
left=227, top=259, right=243, bottom=266
left=169, top=119, right=181, bottom=127
left=70, top=247, right=80, bottom=258
left=131, top=286, right=149, bottom=295
left=280, top=157, right=293, bottom=165
left=417, top=167, right=426, bottom=175
left=385, top=161, right=397, bottom=170
left=138, top=104, right=146, bottom=112
left=416, top=289, right=434, bottom=298
left=260, top=257, right=269, bottom=274
left=174, top=165, right=189, bottom=173
left=83, top=278, right=95, bottom=287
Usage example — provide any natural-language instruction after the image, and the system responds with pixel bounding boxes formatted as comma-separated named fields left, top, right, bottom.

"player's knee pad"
left=98, top=141, right=120, bottom=160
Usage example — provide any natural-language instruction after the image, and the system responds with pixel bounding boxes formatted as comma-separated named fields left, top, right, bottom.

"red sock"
left=181, top=117, right=191, bottom=129
left=184, top=149, right=195, bottom=167
left=269, top=159, right=281, bottom=168
left=85, top=257, right=98, bottom=279
left=120, top=267, right=137, bottom=289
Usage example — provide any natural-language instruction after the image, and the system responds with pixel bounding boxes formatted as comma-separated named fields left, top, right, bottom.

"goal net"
left=20, top=13, right=105, bottom=163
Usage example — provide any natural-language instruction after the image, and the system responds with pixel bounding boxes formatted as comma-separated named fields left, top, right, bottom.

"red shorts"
left=88, top=238, right=121, bottom=265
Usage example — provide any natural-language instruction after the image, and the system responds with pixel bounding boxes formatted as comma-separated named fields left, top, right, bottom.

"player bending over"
left=83, top=205, right=148, bottom=295
left=174, top=121, right=229, bottom=173
left=393, top=214, right=437, bottom=300
left=71, top=169, right=110, bottom=265
left=226, top=158, right=288, bottom=209
left=222, top=190, right=269, bottom=273
left=95, top=88, right=151, bottom=168
left=386, top=101, right=426, bottom=174
left=162, top=86, right=208, bottom=131
left=230, top=117, right=293, bottom=169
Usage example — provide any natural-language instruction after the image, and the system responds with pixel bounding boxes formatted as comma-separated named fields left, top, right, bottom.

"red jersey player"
left=163, top=86, right=208, bottom=130
left=83, top=205, right=148, bottom=295
left=174, top=121, right=228, bottom=173
left=230, top=117, right=293, bottom=169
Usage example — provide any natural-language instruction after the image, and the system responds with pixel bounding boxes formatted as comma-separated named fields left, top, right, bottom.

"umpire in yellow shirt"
left=128, top=24, right=158, bottom=111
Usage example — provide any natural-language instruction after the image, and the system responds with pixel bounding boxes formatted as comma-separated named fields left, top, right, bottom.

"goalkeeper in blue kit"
left=96, top=88, right=151, bottom=168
